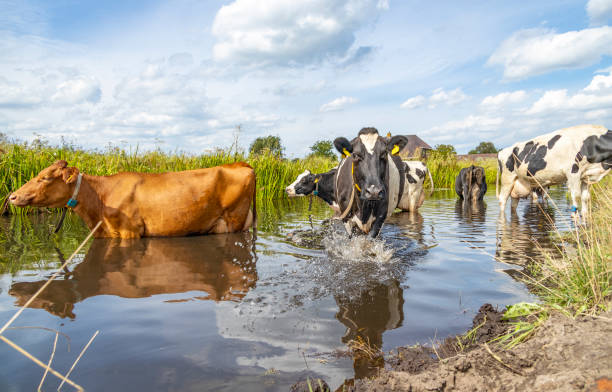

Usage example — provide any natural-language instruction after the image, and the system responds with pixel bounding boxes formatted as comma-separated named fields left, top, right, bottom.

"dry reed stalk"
left=58, top=330, right=99, bottom=392
left=0, top=221, right=102, bottom=335
left=0, top=335, right=83, bottom=391
left=38, top=331, right=59, bottom=391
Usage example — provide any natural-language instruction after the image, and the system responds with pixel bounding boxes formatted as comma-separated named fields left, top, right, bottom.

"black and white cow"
left=333, top=128, right=408, bottom=237
left=497, top=124, right=612, bottom=218
left=398, top=161, right=434, bottom=211
left=455, top=165, right=487, bottom=201
left=285, top=168, right=338, bottom=213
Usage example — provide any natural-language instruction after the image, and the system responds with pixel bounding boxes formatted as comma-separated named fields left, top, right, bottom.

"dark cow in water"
left=332, top=127, right=408, bottom=237
left=497, top=124, right=612, bottom=218
left=455, top=165, right=487, bottom=201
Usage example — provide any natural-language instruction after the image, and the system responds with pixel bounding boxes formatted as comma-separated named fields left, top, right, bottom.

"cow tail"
left=427, top=168, right=434, bottom=194
left=252, top=174, right=257, bottom=230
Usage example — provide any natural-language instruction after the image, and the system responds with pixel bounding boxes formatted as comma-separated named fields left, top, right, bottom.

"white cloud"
left=487, top=26, right=612, bottom=80
left=587, top=0, right=612, bottom=25
left=427, top=115, right=504, bottom=133
left=526, top=88, right=612, bottom=115
left=584, top=70, right=612, bottom=92
left=400, top=95, right=425, bottom=109
left=480, top=90, right=527, bottom=107
left=51, top=76, right=101, bottom=105
left=211, top=0, right=387, bottom=66
left=319, top=96, right=357, bottom=112
left=429, top=87, right=468, bottom=107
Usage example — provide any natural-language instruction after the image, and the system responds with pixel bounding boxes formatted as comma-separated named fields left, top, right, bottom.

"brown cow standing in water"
left=9, top=160, right=256, bottom=238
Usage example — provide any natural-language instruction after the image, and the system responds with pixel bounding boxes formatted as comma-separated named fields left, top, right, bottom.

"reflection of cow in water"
left=9, top=234, right=257, bottom=318
left=455, top=165, right=487, bottom=202
left=335, top=280, right=404, bottom=379
left=495, top=203, right=557, bottom=266
left=454, top=199, right=487, bottom=225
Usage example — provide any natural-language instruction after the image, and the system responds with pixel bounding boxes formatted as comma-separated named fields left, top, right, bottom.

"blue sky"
left=1, top=0, right=612, bottom=156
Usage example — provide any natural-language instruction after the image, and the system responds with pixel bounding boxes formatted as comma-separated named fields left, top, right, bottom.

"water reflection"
left=454, top=199, right=487, bottom=225
left=335, top=279, right=404, bottom=378
left=495, top=203, right=558, bottom=266
left=9, top=234, right=257, bottom=318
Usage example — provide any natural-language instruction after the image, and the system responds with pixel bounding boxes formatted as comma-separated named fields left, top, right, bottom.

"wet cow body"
left=333, top=128, right=408, bottom=237
left=9, top=160, right=257, bottom=238
left=455, top=165, right=487, bottom=202
left=497, top=124, right=612, bottom=218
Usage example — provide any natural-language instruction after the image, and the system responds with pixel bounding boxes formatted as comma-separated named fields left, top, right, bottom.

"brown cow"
left=8, top=160, right=256, bottom=238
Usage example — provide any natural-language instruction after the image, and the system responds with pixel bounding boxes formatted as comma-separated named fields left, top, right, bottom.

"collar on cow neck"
left=351, top=161, right=361, bottom=192
left=66, top=173, right=83, bottom=208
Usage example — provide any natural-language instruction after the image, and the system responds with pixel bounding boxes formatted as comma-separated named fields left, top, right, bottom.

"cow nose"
left=364, top=185, right=385, bottom=200
left=9, top=194, right=17, bottom=202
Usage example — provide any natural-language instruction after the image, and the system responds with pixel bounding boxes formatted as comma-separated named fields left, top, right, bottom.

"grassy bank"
left=0, top=142, right=337, bottom=214
left=496, top=176, right=611, bottom=347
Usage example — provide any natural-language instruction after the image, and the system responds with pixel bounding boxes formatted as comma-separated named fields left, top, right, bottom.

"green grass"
left=423, top=151, right=498, bottom=190
left=0, top=141, right=337, bottom=214
left=494, top=177, right=612, bottom=348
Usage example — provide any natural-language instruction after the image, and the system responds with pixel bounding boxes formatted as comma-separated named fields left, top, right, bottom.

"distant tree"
left=469, top=141, right=498, bottom=154
left=249, top=135, right=284, bottom=157
left=433, top=144, right=456, bottom=156
left=309, top=140, right=336, bottom=159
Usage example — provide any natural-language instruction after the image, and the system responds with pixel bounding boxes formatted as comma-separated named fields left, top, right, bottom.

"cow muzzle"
left=9, top=193, right=34, bottom=207
left=363, top=185, right=385, bottom=201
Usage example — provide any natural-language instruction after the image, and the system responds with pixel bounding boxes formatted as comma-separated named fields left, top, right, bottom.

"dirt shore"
left=350, top=303, right=612, bottom=392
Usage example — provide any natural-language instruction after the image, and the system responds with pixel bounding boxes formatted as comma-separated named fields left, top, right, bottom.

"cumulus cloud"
left=526, top=88, right=612, bottom=115
left=319, top=96, right=357, bottom=112
left=211, top=0, right=387, bottom=66
left=51, top=76, right=101, bottom=105
left=400, top=95, right=425, bottom=109
left=427, top=115, right=504, bottom=133
left=487, top=26, right=612, bottom=80
left=429, top=87, right=468, bottom=107
left=587, top=0, right=612, bottom=25
left=584, top=70, right=612, bottom=92
left=480, top=90, right=527, bottom=107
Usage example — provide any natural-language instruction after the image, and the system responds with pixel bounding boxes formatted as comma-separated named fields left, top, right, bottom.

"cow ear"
left=388, top=135, right=408, bottom=155
left=334, top=137, right=352, bottom=157
left=62, top=166, right=80, bottom=184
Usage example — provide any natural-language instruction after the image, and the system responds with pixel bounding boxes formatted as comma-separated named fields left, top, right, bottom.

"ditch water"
left=0, top=187, right=572, bottom=391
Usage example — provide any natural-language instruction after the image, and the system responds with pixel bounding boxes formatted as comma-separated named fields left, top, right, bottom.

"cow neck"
left=70, top=174, right=105, bottom=233
left=335, top=158, right=358, bottom=220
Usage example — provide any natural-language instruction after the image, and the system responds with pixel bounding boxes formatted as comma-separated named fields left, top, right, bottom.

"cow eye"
left=352, top=153, right=362, bottom=161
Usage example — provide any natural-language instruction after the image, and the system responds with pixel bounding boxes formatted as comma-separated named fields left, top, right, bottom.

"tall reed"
left=0, top=141, right=338, bottom=215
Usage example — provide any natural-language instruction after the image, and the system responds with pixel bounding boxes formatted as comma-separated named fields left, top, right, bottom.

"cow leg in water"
left=497, top=179, right=514, bottom=213
left=580, top=182, right=591, bottom=222
left=511, top=196, right=519, bottom=211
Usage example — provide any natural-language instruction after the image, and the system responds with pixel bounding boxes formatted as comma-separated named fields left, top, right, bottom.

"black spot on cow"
left=525, top=145, right=548, bottom=177
left=571, top=164, right=579, bottom=173
left=406, top=174, right=417, bottom=184
left=517, top=141, right=536, bottom=162
left=579, top=130, right=612, bottom=170
left=498, top=159, right=502, bottom=174
left=415, top=168, right=426, bottom=179
left=506, top=147, right=519, bottom=171
left=547, top=134, right=561, bottom=149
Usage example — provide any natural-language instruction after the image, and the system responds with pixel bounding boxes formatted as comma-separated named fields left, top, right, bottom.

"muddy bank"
left=350, top=304, right=612, bottom=392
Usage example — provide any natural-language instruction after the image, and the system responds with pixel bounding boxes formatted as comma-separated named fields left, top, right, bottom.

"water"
left=0, top=188, right=572, bottom=391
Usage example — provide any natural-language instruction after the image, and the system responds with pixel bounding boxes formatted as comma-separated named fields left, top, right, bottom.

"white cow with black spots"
left=497, top=124, right=612, bottom=219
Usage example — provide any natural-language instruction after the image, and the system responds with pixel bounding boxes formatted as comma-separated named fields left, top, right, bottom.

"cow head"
left=334, top=127, right=407, bottom=201
left=9, top=160, right=80, bottom=208
left=285, top=170, right=316, bottom=197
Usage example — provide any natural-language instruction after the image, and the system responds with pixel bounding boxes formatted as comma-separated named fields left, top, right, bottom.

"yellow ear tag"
left=314, top=178, right=319, bottom=183
left=391, top=145, right=400, bottom=155
left=343, top=148, right=350, bottom=157
left=66, top=174, right=74, bottom=183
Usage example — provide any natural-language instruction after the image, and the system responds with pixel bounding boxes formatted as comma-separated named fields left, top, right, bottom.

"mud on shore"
left=349, top=303, right=612, bottom=392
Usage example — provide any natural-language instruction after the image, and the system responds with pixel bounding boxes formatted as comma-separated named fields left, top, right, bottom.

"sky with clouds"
left=1, top=0, right=612, bottom=156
